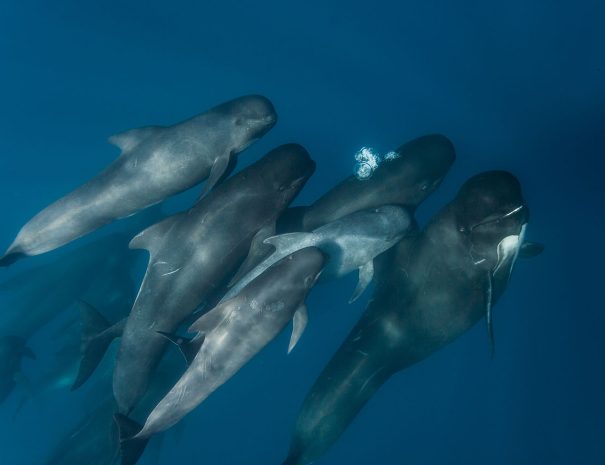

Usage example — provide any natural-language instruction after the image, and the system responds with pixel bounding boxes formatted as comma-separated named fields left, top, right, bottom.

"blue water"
left=1, top=1, right=603, bottom=464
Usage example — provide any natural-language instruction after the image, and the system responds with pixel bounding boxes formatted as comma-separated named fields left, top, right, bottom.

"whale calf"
left=281, top=171, right=542, bottom=465
left=227, top=134, right=454, bottom=286
left=116, top=247, right=325, bottom=465
left=112, top=144, right=315, bottom=415
left=0, top=95, right=277, bottom=266
left=225, top=206, right=412, bottom=304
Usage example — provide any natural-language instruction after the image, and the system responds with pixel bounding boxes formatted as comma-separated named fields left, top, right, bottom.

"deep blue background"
left=1, top=1, right=604, bottom=464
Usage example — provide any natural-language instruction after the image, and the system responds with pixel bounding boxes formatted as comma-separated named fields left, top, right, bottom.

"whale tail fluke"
left=114, top=414, right=149, bottom=465
left=72, top=301, right=124, bottom=390
left=0, top=251, right=26, bottom=268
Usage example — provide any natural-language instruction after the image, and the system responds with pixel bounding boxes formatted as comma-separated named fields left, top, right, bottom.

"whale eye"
left=420, top=183, right=429, bottom=191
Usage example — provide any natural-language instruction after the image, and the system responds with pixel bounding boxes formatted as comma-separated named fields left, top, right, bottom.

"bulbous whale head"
left=247, top=143, right=316, bottom=208
left=453, top=170, right=529, bottom=273
left=384, top=134, right=456, bottom=208
left=212, top=94, right=277, bottom=151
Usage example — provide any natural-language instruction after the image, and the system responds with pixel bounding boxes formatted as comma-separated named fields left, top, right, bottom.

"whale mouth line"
left=470, top=204, right=525, bottom=232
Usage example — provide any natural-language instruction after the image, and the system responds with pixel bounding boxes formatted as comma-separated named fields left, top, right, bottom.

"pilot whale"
left=115, top=248, right=325, bottom=465
left=277, top=134, right=455, bottom=233
left=281, top=171, right=543, bottom=465
left=228, top=134, right=455, bottom=287
left=225, top=206, right=412, bottom=304
left=112, top=144, right=315, bottom=415
left=0, top=95, right=277, bottom=266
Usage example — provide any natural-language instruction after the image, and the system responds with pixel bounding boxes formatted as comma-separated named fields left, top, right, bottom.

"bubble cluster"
left=354, top=147, right=381, bottom=180
left=353, top=146, right=401, bottom=180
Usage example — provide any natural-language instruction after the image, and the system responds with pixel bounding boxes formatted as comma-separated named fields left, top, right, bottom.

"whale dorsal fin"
left=188, top=298, right=239, bottom=335
left=288, top=304, right=308, bottom=354
left=263, top=232, right=316, bottom=257
left=108, top=126, right=163, bottom=153
left=157, top=331, right=204, bottom=366
left=349, top=260, right=374, bottom=303
left=129, top=214, right=182, bottom=257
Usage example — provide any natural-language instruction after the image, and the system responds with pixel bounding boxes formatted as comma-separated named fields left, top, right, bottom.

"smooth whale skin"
left=226, top=134, right=454, bottom=289
left=118, top=248, right=325, bottom=465
left=113, top=144, right=315, bottom=415
left=225, top=206, right=412, bottom=304
left=0, top=95, right=277, bottom=266
left=282, top=171, right=535, bottom=465
left=278, top=134, right=455, bottom=234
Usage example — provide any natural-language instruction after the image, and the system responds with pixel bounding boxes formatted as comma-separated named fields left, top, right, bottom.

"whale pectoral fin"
left=129, top=214, right=182, bottom=256
left=288, top=305, right=308, bottom=354
left=519, top=242, right=545, bottom=258
left=228, top=222, right=276, bottom=288
left=349, top=260, right=374, bottom=303
left=199, top=153, right=232, bottom=199
left=108, top=126, right=163, bottom=153
left=157, top=331, right=204, bottom=366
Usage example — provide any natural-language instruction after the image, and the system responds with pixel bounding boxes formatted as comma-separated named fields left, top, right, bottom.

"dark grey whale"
left=112, top=144, right=315, bottom=415
left=277, top=134, right=456, bottom=233
left=116, top=248, right=325, bottom=465
left=281, top=171, right=542, bottom=465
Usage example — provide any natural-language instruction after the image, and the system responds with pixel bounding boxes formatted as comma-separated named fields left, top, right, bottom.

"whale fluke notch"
left=108, top=126, right=163, bottom=153
left=519, top=242, right=544, bottom=258
left=115, top=414, right=149, bottom=465
left=72, top=301, right=125, bottom=390
left=157, top=331, right=204, bottom=366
